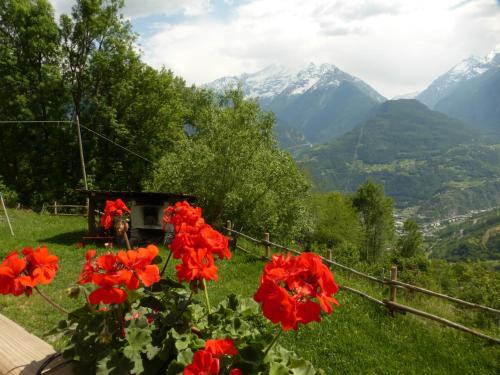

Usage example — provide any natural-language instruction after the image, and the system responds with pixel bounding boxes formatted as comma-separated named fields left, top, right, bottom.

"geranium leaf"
left=166, top=361, right=185, bottom=375
left=176, top=348, right=193, bottom=365
left=269, top=362, right=290, bottom=375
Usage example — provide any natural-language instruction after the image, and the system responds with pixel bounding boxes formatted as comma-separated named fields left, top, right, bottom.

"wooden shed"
left=79, top=190, right=196, bottom=244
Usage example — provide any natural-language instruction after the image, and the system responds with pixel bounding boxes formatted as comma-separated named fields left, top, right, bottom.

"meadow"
left=0, top=210, right=498, bottom=374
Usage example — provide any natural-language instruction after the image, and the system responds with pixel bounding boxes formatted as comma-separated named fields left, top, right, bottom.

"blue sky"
left=51, top=0, right=500, bottom=97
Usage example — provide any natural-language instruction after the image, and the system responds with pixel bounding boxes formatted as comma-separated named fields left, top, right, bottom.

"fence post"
left=390, top=265, right=398, bottom=303
left=226, top=220, right=232, bottom=235
left=264, top=232, right=270, bottom=258
left=328, top=249, right=333, bottom=262
left=54, top=201, right=58, bottom=215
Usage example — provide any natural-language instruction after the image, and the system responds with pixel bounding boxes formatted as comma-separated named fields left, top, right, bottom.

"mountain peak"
left=485, top=43, right=500, bottom=64
left=205, top=62, right=384, bottom=101
left=417, top=44, right=500, bottom=108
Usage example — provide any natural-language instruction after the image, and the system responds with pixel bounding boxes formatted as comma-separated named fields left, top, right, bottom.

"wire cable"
left=0, top=119, right=156, bottom=165
left=78, top=123, right=155, bottom=164
left=0, top=120, right=71, bottom=124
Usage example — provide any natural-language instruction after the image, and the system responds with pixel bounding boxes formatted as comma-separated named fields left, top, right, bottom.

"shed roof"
left=77, top=189, right=196, bottom=202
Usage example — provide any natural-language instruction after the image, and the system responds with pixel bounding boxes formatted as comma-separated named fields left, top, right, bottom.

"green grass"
left=1, top=211, right=499, bottom=374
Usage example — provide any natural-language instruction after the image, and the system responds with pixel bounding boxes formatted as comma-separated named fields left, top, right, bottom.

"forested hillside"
left=431, top=209, right=500, bottom=261
left=298, top=100, right=500, bottom=219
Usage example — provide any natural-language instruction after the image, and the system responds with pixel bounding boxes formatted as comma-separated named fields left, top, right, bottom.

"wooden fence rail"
left=223, top=223, right=500, bottom=344
left=41, top=201, right=88, bottom=216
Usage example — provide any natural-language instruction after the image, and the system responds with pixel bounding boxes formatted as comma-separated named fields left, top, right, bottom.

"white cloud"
left=50, top=0, right=212, bottom=19
left=50, top=0, right=500, bottom=97
left=125, top=0, right=211, bottom=18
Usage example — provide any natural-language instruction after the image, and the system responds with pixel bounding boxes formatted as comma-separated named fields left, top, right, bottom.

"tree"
left=59, top=0, right=189, bottom=191
left=148, top=89, right=310, bottom=238
left=307, top=192, right=362, bottom=248
left=352, top=180, right=394, bottom=263
left=0, top=0, right=74, bottom=205
left=397, top=219, right=423, bottom=258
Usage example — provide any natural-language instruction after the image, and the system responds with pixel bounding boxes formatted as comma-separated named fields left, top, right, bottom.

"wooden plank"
left=0, top=314, right=72, bottom=374
left=224, top=227, right=262, bottom=244
left=226, top=227, right=386, bottom=285
left=341, top=285, right=386, bottom=306
left=385, top=278, right=500, bottom=314
left=384, top=301, right=500, bottom=344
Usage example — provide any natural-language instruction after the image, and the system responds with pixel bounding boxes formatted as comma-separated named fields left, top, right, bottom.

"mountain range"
left=417, top=45, right=500, bottom=136
left=205, top=45, right=500, bottom=219
left=206, top=63, right=385, bottom=145
left=297, top=99, right=500, bottom=218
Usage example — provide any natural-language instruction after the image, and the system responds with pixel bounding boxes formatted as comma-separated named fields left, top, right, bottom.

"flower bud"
left=66, top=286, right=80, bottom=299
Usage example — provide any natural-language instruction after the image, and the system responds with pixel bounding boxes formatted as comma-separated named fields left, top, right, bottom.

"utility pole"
left=75, top=114, right=88, bottom=190
left=0, top=192, right=14, bottom=236
left=75, top=114, right=90, bottom=218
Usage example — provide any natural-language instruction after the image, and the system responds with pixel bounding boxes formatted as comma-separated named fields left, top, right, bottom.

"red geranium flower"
left=0, top=252, right=33, bottom=296
left=184, top=350, right=220, bottom=375
left=165, top=201, right=231, bottom=285
left=164, top=201, right=204, bottom=232
left=229, top=369, right=243, bottom=375
left=22, top=246, right=59, bottom=285
left=176, top=248, right=218, bottom=283
left=254, top=252, right=339, bottom=330
left=0, top=247, right=59, bottom=297
left=204, top=339, right=238, bottom=357
left=117, top=245, right=160, bottom=289
left=88, top=273, right=127, bottom=305
left=184, top=338, right=238, bottom=375
left=101, top=199, right=130, bottom=230
left=170, top=231, right=196, bottom=259
left=79, top=246, right=160, bottom=305
left=79, top=249, right=97, bottom=284
left=195, top=225, right=231, bottom=260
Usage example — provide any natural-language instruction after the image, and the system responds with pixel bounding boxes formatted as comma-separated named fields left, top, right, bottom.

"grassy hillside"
left=0, top=210, right=498, bottom=374
left=298, top=100, right=500, bottom=219
left=431, top=208, right=500, bottom=261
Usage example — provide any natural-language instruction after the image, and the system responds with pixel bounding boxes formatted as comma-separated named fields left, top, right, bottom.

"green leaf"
left=269, top=362, right=290, bottom=375
left=288, top=358, right=318, bottom=375
left=177, top=348, right=193, bottom=365
left=166, top=361, right=185, bottom=375
left=240, top=346, right=264, bottom=365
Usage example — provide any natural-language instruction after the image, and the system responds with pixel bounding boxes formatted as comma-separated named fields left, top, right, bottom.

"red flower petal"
left=89, top=286, right=127, bottom=305
left=205, top=338, right=238, bottom=357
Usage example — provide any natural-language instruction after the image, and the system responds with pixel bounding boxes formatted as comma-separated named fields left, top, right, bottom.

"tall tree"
left=0, top=0, right=74, bottom=205
left=148, top=89, right=310, bottom=238
left=307, top=192, right=362, bottom=248
left=59, top=0, right=187, bottom=191
left=397, top=219, right=423, bottom=258
left=352, top=180, right=394, bottom=263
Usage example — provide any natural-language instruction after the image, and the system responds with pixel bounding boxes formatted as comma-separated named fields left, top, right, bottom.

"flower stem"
left=202, top=279, right=211, bottom=314
left=122, top=231, right=132, bottom=250
left=34, top=286, right=69, bottom=315
left=160, top=251, right=173, bottom=277
left=264, top=330, right=283, bottom=357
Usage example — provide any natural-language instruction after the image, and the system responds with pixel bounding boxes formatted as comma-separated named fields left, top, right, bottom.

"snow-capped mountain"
left=205, top=62, right=385, bottom=103
left=206, top=63, right=386, bottom=146
left=417, top=45, right=500, bottom=109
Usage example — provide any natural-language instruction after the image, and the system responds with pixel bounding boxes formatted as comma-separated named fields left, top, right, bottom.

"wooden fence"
left=223, top=221, right=500, bottom=345
left=41, top=201, right=88, bottom=216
